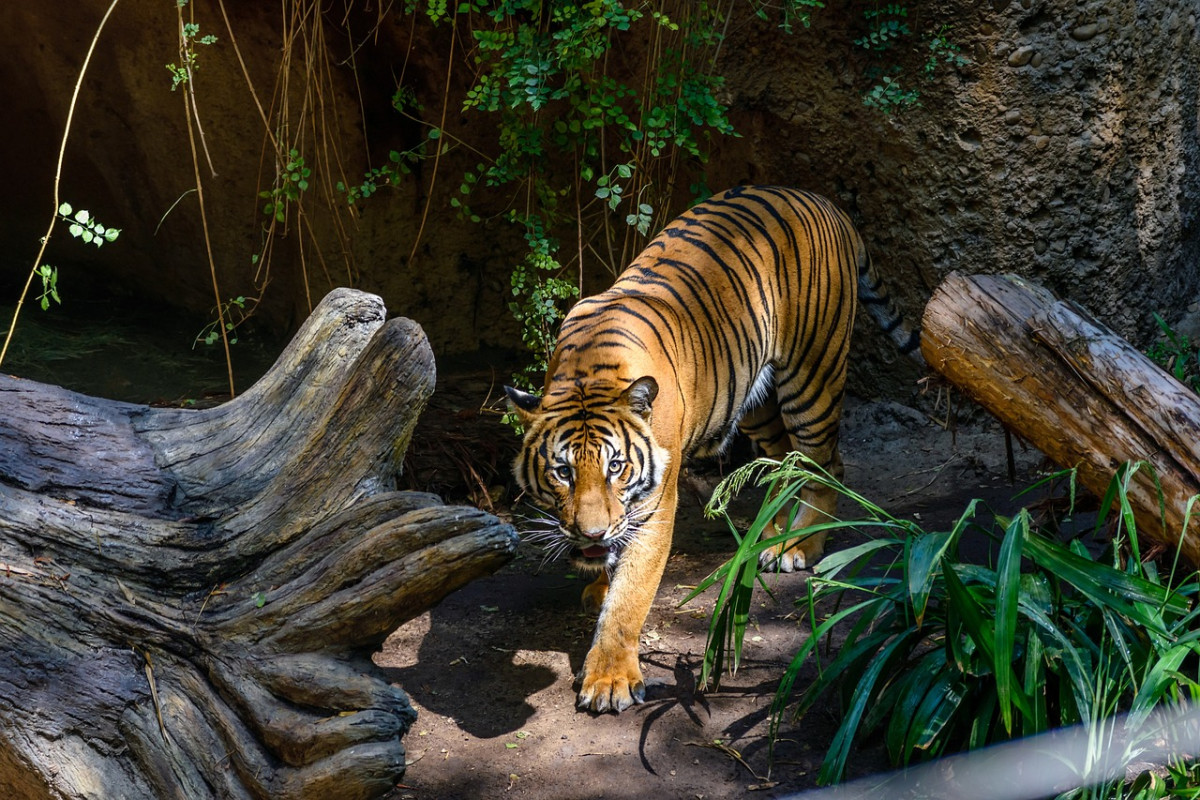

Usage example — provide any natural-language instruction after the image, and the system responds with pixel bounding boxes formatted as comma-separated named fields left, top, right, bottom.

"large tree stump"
left=921, top=272, right=1200, bottom=564
left=0, top=288, right=518, bottom=799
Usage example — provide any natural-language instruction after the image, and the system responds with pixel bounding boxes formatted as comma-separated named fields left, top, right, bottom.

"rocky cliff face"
left=712, top=0, right=1199, bottom=384
left=0, top=2, right=1195, bottom=395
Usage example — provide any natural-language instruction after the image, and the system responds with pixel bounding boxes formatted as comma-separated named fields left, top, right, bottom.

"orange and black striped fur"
left=506, top=185, right=919, bottom=713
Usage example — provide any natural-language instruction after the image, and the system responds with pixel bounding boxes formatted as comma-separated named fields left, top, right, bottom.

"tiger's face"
left=506, top=377, right=670, bottom=571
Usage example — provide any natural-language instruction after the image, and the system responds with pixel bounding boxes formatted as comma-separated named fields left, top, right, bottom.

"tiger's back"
left=552, top=186, right=875, bottom=458
left=507, top=185, right=918, bottom=713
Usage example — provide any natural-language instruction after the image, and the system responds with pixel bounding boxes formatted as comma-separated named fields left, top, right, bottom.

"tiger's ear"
left=618, top=376, right=658, bottom=419
left=504, top=385, right=542, bottom=424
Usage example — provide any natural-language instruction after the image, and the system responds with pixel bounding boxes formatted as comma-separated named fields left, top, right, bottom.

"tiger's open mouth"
left=579, top=544, right=610, bottom=560
left=572, top=541, right=621, bottom=569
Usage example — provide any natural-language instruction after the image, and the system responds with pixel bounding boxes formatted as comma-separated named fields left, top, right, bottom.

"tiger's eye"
left=607, top=458, right=624, bottom=476
left=553, top=465, right=572, bottom=482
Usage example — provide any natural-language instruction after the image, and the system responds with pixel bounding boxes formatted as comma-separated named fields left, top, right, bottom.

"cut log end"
left=921, top=272, right=1200, bottom=564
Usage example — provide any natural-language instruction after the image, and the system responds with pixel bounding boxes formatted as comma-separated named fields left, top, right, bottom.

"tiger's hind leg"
left=738, top=392, right=842, bottom=572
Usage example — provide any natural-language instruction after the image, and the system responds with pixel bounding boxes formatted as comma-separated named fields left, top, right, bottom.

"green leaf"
left=819, top=629, right=918, bottom=784
left=58, top=202, right=73, bottom=215
left=993, top=510, right=1028, bottom=732
left=1128, top=643, right=1196, bottom=728
left=906, top=672, right=964, bottom=756
left=1024, top=533, right=1184, bottom=624
left=1018, top=596, right=1095, bottom=719
left=942, top=558, right=1034, bottom=732
left=906, top=528, right=954, bottom=626
left=879, top=651, right=943, bottom=760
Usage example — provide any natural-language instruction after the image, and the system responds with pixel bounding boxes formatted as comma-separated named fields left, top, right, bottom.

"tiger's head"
left=505, top=376, right=670, bottom=571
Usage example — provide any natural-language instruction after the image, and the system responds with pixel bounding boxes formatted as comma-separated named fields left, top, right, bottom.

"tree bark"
left=921, top=272, right=1200, bottom=564
left=0, top=288, right=518, bottom=799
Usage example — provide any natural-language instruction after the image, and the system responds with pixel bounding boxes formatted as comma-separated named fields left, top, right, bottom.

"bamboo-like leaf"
left=942, top=558, right=1034, bottom=731
left=942, top=561, right=996, bottom=661
left=880, top=653, right=944, bottom=760
left=1025, top=533, right=1186, bottom=621
left=818, top=630, right=919, bottom=785
left=1127, top=643, right=1195, bottom=729
left=907, top=673, right=965, bottom=757
left=1020, top=574, right=1051, bottom=737
left=1018, top=597, right=1095, bottom=721
left=1022, top=626, right=1047, bottom=737
left=994, top=510, right=1028, bottom=733
left=907, top=528, right=955, bottom=627
left=813, top=536, right=904, bottom=582
left=773, top=598, right=891, bottom=744
left=966, top=688, right=999, bottom=751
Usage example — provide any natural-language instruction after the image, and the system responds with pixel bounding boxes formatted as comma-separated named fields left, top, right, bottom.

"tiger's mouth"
left=572, top=541, right=620, bottom=569
left=579, top=544, right=610, bottom=560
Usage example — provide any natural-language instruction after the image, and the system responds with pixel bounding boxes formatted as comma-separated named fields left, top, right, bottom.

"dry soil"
left=379, top=369, right=1048, bottom=800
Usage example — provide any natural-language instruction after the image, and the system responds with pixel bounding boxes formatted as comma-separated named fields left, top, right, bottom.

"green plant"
left=166, top=19, right=218, bottom=91
left=374, top=1, right=757, bottom=394
left=27, top=203, right=122, bottom=313
left=1129, top=761, right=1200, bottom=799
left=754, top=0, right=826, bottom=34
left=862, top=71, right=922, bottom=112
left=260, top=149, right=311, bottom=224
left=58, top=202, right=121, bottom=248
left=1147, top=313, right=1200, bottom=394
left=194, top=295, right=248, bottom=348
left=506, top=220, right=579, bottom=390
left=856, top=4, right=910, bottom=51
left=35, top=265, right=60, bottom=311
left=691, top=455, right=1200, bottom=790
left=0, top=0, right=123, bottom=369
left=924, top=23, right=970, bottom=77
left=854, top=8, right=969, bottom=114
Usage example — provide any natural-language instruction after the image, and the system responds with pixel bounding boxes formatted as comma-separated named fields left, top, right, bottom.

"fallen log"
left=0, top=288, right=519, bottom=799
left=921, top=272, right=1200, bottom=564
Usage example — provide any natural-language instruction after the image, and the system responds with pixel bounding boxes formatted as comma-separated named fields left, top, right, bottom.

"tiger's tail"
left=856, top=245, right=925, bottom=365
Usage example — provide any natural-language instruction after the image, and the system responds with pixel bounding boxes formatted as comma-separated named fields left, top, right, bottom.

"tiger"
left=505, top=185, right=921, bottom=714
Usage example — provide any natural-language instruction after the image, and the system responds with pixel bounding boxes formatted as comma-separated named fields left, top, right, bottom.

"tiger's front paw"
left=576, top=645, right=645, bottom=713
left=759, top=530, right=827, bottom=573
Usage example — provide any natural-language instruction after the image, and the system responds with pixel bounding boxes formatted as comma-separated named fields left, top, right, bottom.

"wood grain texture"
left=0, top=288, right=518, bottom=799
left=921, top=273, right=1200, bottom=562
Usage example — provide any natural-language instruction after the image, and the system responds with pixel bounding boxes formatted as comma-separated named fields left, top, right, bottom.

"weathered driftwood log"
left=0, top=288, right=518, bottom=799
left=921, top=272, right=1200, bottom=564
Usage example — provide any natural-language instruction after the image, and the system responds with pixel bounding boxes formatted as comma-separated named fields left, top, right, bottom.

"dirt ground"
left=380, top=366, right=1049, bottom=800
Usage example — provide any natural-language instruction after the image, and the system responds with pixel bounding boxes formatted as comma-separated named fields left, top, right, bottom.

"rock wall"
left=709, top=0, right=1200, bottom=387
left=0, top=2, right=1195, bottom=396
